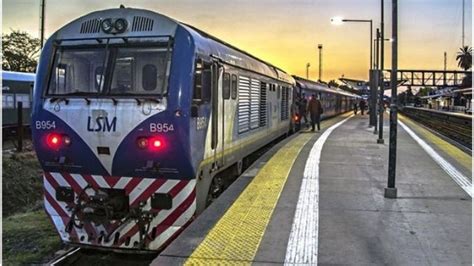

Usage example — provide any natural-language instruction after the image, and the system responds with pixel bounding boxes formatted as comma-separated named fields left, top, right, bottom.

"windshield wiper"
left=135, top=97, right=161, bottom=106
left=49, top=97, right=69, bottom=105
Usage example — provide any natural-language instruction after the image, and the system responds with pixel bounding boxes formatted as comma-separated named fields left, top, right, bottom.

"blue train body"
left=32, top=7, right=356, bottom=251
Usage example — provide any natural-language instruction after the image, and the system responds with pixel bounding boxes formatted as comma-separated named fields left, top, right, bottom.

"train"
left=31, top=7, right=358, bottom=252
left=2, top=71, right=35, bottom=137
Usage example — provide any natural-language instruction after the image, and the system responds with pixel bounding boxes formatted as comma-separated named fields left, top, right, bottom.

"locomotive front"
left=31, top=8, right=199, bottom=251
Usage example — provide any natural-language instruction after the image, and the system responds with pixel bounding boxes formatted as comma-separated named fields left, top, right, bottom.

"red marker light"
left=153, top=139, right=162, bottom=148
left=46, top=133, right=62, bottom=148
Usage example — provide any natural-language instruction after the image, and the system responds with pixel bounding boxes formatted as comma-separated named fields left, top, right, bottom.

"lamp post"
left=374, top=36, right=391, bottom=136
left=331, top=17, right=375, bottom=126
left=377, top=0, right=386, bottom=144
left=306, top=63, right=311, bottom=79
left=385, top=0, right=398, bottom=199
left=318, top=44, right=323, bottom=81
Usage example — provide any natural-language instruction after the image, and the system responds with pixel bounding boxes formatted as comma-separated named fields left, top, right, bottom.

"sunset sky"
left=2, top=0, right=472, bottom=82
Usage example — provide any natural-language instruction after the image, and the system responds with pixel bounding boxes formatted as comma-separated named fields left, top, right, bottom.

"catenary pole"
left=385, top=0, right=398, bottom=198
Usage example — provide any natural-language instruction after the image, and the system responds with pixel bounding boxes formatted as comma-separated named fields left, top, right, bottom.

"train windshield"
left=47, top=45, right=171, bottom=97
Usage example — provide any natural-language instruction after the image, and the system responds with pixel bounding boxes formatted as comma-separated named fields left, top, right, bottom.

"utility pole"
left=318, top=44, right=323, bottom=82
left=306, top=63, right=311, bottom=79
left=444, top=52, right=447, bottom=71
left=462, top=0, right=465, bottom=47
left=373, top=28, right=380, bottom=135
left=40, top=0, right=46, bottom=47
left=377, top=0, right=385, bottom=144
left=385, top=0, right=398, bottom=199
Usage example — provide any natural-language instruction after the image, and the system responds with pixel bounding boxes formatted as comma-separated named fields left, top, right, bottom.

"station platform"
left=153, top=112, right=472, bottom=265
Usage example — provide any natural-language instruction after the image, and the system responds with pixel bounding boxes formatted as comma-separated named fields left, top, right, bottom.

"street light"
left=330, top=17, right=373, bottom=70
left=331, top=16, right=375, bottom=126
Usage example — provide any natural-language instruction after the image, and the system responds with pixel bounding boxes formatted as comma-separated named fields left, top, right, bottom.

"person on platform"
left=307, top=93, right=323, bottom=131
left=353, top=102, right=358, bottom=115
left=299, top=93, right=308, bottom=128
left=359, top=99, right=366, bottom=115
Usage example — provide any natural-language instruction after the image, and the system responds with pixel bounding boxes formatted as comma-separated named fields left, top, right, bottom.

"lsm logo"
left=87, top=116, right=117, bottom=132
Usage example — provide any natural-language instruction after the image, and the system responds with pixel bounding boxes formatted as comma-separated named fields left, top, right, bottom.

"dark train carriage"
left=292, top=75, right=358, bottom=121
left=2, top=71, right=35, bottom=136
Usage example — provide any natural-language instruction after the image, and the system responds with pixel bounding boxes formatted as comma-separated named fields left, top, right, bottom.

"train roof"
left=51, top=7, right=294, bottom=84
left=2, top=71, right=36, bottom=82
left=293, top=76, right=359, bottom=98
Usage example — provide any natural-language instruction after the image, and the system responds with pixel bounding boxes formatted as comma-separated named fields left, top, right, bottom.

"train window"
left=142, top=64, right=158, bottom=91
left=109, top=47, right=169, bottom=95
left=15, top=94, right=30, bottom=108
left=231, top=74, right=237, bottom=99
left=277, top=86, right=280, bottom=99
left=48, top=49, right=106, bottom=95
left=2, top=94, right=14, bottom=109
left=223, top=72, right=231, bottom=99
left=193, top=59, right=211, bottom=103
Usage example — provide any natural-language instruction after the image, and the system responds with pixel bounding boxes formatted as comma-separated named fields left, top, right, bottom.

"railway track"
left=49, top=247, right=157, bottom=266
left=401, top=107, right=472, bottom=149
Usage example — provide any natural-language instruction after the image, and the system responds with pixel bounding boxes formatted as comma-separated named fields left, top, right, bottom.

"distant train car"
left=32, top=7, right=294, bottom=252
left=2, top=71, right=35, bottom=136
left=292, top=76, right=358, bottom=124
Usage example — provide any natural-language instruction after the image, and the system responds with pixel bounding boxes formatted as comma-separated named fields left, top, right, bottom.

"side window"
left=223, top=72, right=231, bottom=99
left=142, top=64, right=158, bottom=91
left=2, top=94, right=14, bottom=109
left=15, top=94, right=30, bottom=108
left=193, top=59, right=211, bottom=103
left=277, top=86, right=280, bottom=99
left=231, top=74, right=237, bottom=99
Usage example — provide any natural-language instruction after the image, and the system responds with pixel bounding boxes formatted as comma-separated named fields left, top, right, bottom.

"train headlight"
left=114, top=18, right=128, bottom=33
left=137, top=137, right=149, bottom=149
left=101, top=18, right=113, bottom=33
left=63, top=136, right=72, bottom=146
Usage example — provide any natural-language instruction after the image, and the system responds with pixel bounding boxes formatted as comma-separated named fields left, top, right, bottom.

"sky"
left=2, top=0, right=472, bottom=82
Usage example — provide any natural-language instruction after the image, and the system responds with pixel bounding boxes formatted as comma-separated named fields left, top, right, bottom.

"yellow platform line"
left=185, top=114, right=351, bottom=265
left=399, top=114, right=472, bottom=172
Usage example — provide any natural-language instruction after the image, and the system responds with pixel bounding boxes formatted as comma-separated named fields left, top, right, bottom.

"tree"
left=2, top=30, right=41, bottom=73
left=456, top=46, right=472, bottom=71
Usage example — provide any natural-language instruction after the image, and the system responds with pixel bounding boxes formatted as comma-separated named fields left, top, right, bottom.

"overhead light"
left=114, top=18, right=128, bottom=33
left=101, top=18, right=113, bottom=33
left=330, top=16, right=344, bottom=25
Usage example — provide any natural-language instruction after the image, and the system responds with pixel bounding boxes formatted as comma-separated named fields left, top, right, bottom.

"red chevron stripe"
left=44, top=189, right=79, bottom=240
left=124, top=177, right=142, bottom=195
left=116, top=180, right=191, bottom=247
left=61, top=172, right=84, bottom=195
left=105, top=176, right=121, bottom=188
left=145, top=190, right=196, bottom=246
left=81, top=174, right=100, bottom=190
left=44, top=172, right=60, bottom=188
left=130, top=179, right=166, bottom=207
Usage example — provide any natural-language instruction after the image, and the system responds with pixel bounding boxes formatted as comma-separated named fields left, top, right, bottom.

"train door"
left=210, top=61, right=226, bottom=169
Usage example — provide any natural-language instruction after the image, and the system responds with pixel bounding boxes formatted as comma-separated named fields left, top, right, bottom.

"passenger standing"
left=307, top=94, right=323, bottom=131
left=359, top=99, right=366, bottom=115
left=353, top=102, right=358, bottom=115
left=299, top=93, right=308, bottom=128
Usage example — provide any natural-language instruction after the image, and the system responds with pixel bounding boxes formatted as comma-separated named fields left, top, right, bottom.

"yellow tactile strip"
left=399, top=114, right=472, bottom=171
left=185, top=133, right=313, bottom=265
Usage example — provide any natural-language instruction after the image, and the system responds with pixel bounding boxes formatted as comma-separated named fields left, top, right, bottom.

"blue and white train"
left=32, top=7, right=356, bottom=252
